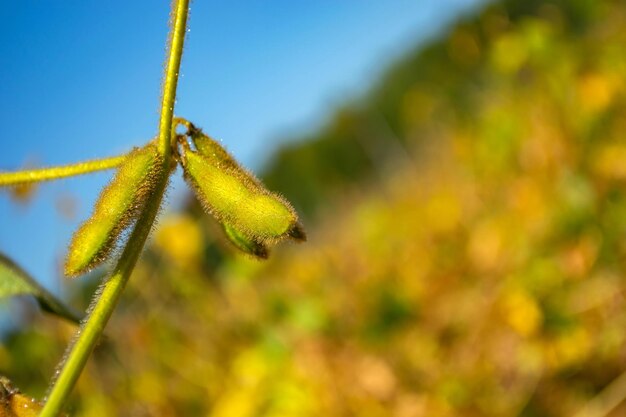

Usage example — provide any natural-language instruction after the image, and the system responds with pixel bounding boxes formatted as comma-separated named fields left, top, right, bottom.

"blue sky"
left=0, top=1, right=486, bottom=299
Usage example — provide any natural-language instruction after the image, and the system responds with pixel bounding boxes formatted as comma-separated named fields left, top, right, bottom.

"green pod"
left=65, top=143, right=164, bottom=277
left=181, top=138, right=305, bottom=244
left=189, top=126, right=240, bottom=171
left=222, top=223, right=268, bottom=259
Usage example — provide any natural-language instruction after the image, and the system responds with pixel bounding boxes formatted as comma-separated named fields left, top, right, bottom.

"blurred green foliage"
left=5, top=0, right=626, bottom=415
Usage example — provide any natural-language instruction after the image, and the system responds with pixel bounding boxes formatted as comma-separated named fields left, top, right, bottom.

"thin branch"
left=158, top=0, right=190, bottom=158
left=39, top=174, right=169, bottom=417
left=0, top=154, right=126, bottom=187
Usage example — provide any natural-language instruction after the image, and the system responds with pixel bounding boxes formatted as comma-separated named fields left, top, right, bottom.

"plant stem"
left=39, top=174, right=169, bottom=417
left=0, top=154, right=126, bottom=186
left=158, top=0, right=190, bottom=158
left=40, top=0, right=190, bottom=415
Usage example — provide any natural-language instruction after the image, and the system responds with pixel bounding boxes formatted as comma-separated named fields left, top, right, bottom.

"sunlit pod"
left=180, top=136, right=305, bottom=244
left=64, top=143, right=164, bottom=277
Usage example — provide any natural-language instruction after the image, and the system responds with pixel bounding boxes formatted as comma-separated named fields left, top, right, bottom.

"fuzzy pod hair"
left=64, top=143, right=164, bottom=277
left=188, top=126, right=241, bottom=172
left=222, top=222, right=269, bottom=259
left=180, top=137, right=305, bottom=244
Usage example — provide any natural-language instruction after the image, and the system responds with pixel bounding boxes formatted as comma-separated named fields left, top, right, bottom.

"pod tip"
left=288, top=222, right=307, bottom=242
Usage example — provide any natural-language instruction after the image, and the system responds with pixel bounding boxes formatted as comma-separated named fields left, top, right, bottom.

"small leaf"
left=65, top=143, right=165, bottom=277
left=180, top=126, right=306, bottom=246
left=0, top=253, right=81, bottom=324
left=222, top=222, right=269, bottom=259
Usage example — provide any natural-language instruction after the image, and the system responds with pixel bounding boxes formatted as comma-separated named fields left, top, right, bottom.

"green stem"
left=0, top=154, right=126, bottom=186
left=39, top=174, right=169, bottom=417
left=40, top=0, right=190, bottom=415
left=158, top=0, right=189, bottom=158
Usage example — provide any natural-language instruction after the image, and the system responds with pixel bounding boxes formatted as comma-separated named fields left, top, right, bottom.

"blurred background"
left=3, top=0, right=626, bottom=416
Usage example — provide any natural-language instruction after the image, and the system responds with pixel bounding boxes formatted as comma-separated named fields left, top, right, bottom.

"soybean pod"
left=180, top=127, right=305, bottom=245
left=64, top=143, right=164, bottom=277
